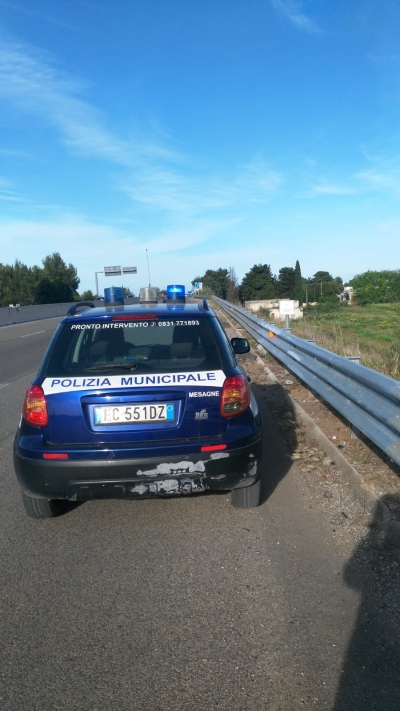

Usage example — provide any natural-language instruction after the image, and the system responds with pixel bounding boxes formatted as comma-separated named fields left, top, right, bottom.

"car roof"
left=62, top=301, right=215, bottom=322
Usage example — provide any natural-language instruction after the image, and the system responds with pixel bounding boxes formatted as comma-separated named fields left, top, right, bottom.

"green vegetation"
left=350, top=270, right=400, bottom=305
left=240, top=263, right=276, bottom=301
left=294, top=260, right=303, bottom=302
left=193, top=263, right=400, bottom=378
left=80, top=289, right=96, bottom=301
left=0, top=252, right=80, bottom=307
left=276, top=266, right=295, bottom=299
left=192, top=268, right=230, bottom=298
left=193, top=261, right=345, bottom=304
left=290, top=302, right=400, bottom=379
left=303, top=271, right=343, bottom=303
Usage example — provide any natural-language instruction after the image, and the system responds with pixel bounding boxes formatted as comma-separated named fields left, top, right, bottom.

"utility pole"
left=95, top=271, right=103, bottom=297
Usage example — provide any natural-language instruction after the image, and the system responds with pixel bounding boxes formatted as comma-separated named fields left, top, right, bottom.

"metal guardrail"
left=213, top=296, right=400, bottom=467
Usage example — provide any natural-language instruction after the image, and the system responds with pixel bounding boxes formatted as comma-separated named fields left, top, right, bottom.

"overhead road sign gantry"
left=122, top=267, right=137, bottom=274
left=104, top=266, right=122, bottom=276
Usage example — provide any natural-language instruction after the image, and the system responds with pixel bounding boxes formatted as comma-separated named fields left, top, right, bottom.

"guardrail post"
left=349, top=423, right=361, bottom=439
left=346, top=355, right=361, bottom=364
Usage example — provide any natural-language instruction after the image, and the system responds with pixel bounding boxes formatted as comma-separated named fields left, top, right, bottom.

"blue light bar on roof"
left=166, top=284, right=185, bottom=303
left=104, top=286, right=124, bottom=306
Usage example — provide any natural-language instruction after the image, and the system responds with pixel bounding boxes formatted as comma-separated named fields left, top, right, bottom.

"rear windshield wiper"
left=84, top=364, right=138, bottom=372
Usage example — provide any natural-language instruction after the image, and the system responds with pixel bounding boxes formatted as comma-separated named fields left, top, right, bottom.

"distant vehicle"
left=14, top=295, right=262, bottom=518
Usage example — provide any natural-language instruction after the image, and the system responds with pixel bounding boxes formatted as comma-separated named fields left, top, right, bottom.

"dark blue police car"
left=13, top=287, right=263, bottom=517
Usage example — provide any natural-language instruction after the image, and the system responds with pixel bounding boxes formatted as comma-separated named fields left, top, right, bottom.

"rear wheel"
left=21, top=491, right=64, bottom=518
left=230, top=478, right=261, bottom=508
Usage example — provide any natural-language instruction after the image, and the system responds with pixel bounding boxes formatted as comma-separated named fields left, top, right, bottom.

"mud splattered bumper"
left=14, top=439, right=262, bottom=501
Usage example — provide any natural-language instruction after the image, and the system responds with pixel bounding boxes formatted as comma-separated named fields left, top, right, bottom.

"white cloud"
left=0, top=38, right=286, bottom=282
left=296, top=182, right=357, bottom=198
left=355, top=169, right=400, bottom=194
left=0, top=39, right=283, bottom=227
left=296, top=155, right=400, bottom=198
left=123, top=158, right=283, bottom=215
left=0, top=42, right=133, bottom=164
left=0, top=175, right=27, bottom=202
left=0, top=0, right=78, bottom=29
left=0, top=215, right=243, bottom=290
left=0, top=191, right=27, bottom=202
left=270, top=0, right=321, bottom=34
left=0, top=218, right=137, bottom=262
left=0, top=40, right=186, bottom=168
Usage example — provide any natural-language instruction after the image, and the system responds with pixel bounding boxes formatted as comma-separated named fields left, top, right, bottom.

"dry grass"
left=290, top=305, right=400, bottom=380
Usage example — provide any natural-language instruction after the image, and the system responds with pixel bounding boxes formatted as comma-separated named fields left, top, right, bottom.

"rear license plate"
left=93, top=402, right=175, bottom=425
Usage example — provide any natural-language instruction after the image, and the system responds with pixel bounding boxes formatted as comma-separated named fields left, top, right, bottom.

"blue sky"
left=1, top=0, right=400, bottom=294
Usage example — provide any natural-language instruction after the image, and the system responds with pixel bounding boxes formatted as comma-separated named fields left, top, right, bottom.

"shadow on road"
left=251, top=380, right=298, bottom=505
left=334, top=494, right=400, bottom=710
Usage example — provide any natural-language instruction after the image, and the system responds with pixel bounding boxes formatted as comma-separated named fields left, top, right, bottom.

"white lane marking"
left=0, top=383, right=9, bottom=389
left=20, top=331, right=45, bottom=338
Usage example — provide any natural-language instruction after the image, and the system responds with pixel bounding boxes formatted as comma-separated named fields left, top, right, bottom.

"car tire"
left=21, top=491, right=64, bottom=518
left=230, top=478, right=261, bottom=508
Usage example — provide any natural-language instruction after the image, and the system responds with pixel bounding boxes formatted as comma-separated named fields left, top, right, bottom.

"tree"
left=277, top=266, right=295, bottom=299
left=350, top=270, right=400, bottom=305
left=0, top=263, right=14, bottom=307
left=239, top=264, right=276, bottom=301
left=226, top=267, right=240, bottom=303
left=42, top=252, right=80, bottom=300
left=201, top=277, right=224, bottom=297
left=35, top=278, right=74, bottom=304
left=0, top=260, right=42, bottom=306
left=80, top=290, right=96, bottom=301
left=193, top=268, right=230, bottom=298
left=313, top=271, right=334, bottom=283
left=0, top=252, right=81, bottom=306
left=305, top=270, right=343, bottom=302
left=294, top=260, right=303, bottom=303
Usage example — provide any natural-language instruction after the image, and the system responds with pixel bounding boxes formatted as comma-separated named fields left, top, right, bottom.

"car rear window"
left=44, top=316, right=231, bottom=377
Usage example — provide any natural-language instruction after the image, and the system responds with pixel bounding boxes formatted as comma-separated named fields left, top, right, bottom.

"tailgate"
left=41, top=376, right=227, bottom=445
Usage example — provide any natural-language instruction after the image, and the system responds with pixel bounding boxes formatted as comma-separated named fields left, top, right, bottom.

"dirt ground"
left=215, top=306, right=400, bottom=525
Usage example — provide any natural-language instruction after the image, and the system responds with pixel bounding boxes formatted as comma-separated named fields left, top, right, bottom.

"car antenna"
left=146, top=249, right=151, bottom=287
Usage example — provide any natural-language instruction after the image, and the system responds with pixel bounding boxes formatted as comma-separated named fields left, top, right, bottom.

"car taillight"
left=22, top=384, right=48, bottom=426
left=200, top=444, right=227, bottom=452
left=220, top=375, right=250, bottom=418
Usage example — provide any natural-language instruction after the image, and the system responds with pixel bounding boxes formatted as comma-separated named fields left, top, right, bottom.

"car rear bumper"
left=14, top=439, right=262, bottom=500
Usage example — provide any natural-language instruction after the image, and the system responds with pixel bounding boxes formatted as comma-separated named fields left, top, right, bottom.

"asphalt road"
left=0, top=319, right=399, bottom=710
left=0, top=317, right=62, bottom=385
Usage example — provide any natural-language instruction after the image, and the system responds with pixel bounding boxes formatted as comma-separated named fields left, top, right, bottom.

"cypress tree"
left=294, top=260, right=303, bottom=303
